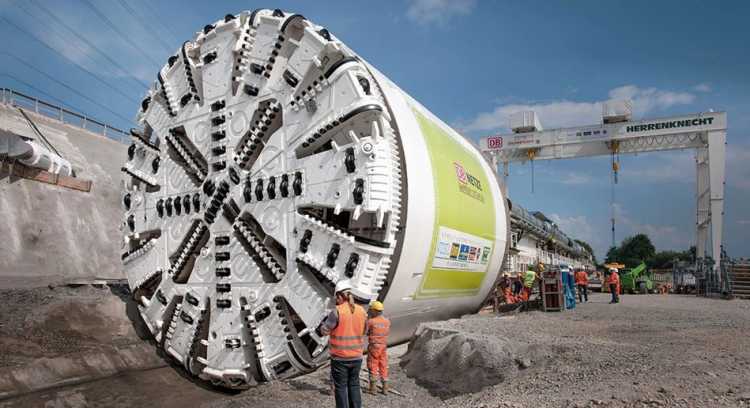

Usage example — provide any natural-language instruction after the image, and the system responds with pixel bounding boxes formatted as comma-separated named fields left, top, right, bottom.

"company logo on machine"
left=626, top=117, right=714, bottom=133
left=454, top=162, right=468, bottom=184
left=454, top=162, right=484, bottom=202
left=486, top=136, right=503, bottom=150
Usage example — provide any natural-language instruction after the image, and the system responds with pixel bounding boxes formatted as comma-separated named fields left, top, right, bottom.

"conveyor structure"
left=121, top=9, right=508, bottom=388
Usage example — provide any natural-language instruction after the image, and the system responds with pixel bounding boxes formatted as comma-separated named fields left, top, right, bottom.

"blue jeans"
left=609, top=284, right=619, bottom=303
left=331, top=358, right=362, bottom=408
left=577, top=284, right=588, bottom=302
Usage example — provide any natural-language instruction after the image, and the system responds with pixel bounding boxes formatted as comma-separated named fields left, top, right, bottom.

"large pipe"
left=121, top=9, right=508, bottom=388
left=1, top=133, right=72, bottom=176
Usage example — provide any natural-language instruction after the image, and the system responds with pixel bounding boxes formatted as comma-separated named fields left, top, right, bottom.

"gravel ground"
left=2, top=289, right=750, bottom=407
left=0, top=285, right=144, bottom=369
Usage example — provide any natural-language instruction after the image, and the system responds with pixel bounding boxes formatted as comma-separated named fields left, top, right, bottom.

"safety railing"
left=1, top=87, right=128, bottom=143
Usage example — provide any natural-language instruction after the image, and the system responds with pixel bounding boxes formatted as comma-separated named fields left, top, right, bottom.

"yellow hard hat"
left=369, top=301, right=384, bottom=311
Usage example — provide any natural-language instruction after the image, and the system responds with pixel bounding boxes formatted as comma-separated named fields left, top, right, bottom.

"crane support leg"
left=696, top=130, right=726, bottom=285
left=708, top=130, right=726, bottom=281
left=696, top=147, right=710, bottom=260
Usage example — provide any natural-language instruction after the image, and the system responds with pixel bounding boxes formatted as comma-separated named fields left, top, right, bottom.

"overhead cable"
left=0, top=52, right=137, bottom=127
left=0, top=16, right=140, bottom=105
left=79, top=0, right=161, bottom=67
left=116, top=0, right=174, bottom=54
left=29, top=0, right=150, bottom=90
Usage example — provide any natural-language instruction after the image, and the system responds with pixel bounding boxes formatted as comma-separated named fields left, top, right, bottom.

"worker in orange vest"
left=365, top=300, right=390, bottom=395
left=512, top=271, right=524, bottom=297
left=499, top=273, right=516, bottom=305
left=574, top=269, right=589, bottom=303
left=317, top=280, right=367, bottom=408
left=607, top=268, right=621, bottom=304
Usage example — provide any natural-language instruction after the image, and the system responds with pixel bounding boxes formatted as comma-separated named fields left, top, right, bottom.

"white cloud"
left=613, top=204, right=690, bottom=251
left=549, top=204, right=695, bottom=260
left=560, top=172, right=593, bottom=185
left=608, top=85, right=695, bottom=117
left=406, top=0, right=476, bottom=26
left=618, top=151, right=694, bottom=184
left=26, top=2, right=163, bottom=85
left=693, top=83, right=712, bottom=92
left=549, top=214, right=596, bottom=243
left=460, top=85, right=697, bottom=133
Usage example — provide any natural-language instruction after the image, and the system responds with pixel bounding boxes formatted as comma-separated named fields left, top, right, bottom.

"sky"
left=1, top=0, right=748, bottom=260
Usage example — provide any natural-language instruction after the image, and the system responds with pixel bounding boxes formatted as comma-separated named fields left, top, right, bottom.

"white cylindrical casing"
left=365, top=66, right=509, bottom=343
left=19, top=140, right=72, bottom=176
left=121, top=9, right=509, bottom=387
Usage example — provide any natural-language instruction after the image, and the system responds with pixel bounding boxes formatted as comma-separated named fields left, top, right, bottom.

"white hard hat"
left=335, top=280, right=353, bottom=294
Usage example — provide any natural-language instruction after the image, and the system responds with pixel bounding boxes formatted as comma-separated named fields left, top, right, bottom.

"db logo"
left=454, top=162, right=468, bottom=184
left=487, top=136, right=503, bottom=150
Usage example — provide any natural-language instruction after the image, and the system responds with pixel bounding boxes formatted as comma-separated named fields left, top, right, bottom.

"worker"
left=518, top=268, right=538, bottom=302
left=317, top=280, right=367, bottom=408
left=512, top=271, right=524, bottom=296
left=491, top=280, right=503, bottom=313
left=498, top=273, right=516, bottom=305
left=365, top=300, right=390, bottom=395
left=574, top=268, right=589, bottom=303
left=607, top=267, right=620, bottom=304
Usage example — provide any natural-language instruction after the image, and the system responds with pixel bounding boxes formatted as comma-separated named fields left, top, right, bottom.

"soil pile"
left=400, top=317, right=540, bottom=398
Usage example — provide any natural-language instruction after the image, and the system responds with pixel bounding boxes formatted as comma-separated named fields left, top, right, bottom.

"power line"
left=79, top=0, right=161, bottom=67
left=0, top=73, right=85, bottom=114
left=12, top=0, right=146, bottom=97
left=0, top=52, right=137, bottom=127
left=28, top=0, right=149, bottom=90
left=0, top=16, right=140, bottom=105
left=116, top=0, right=174, bottom=54
left=137, top=0, right=182, bottom=45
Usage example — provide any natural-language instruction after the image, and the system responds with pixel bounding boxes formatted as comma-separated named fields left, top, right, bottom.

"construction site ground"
left=1, top=286, right=749, bottom=408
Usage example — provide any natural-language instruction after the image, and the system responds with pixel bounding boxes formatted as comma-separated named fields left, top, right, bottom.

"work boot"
left=367, top=377, right=377, bottom=394
left=381, top=379, right=389, bottom=394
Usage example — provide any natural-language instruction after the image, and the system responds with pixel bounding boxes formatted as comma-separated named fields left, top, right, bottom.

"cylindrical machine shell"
left=120, top=9, right=509, bottom=387
left=368, top=66, right=508, bottom=343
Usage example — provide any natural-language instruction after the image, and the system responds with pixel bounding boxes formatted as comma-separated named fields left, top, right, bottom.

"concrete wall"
left=0, top=103, right=126, bottom=288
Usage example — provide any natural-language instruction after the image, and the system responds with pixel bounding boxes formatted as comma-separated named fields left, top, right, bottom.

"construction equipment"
left=480, top=102, right=727, bottom=288
left=121, top=9, right=509, bottom=388
left=619, top=262, right=655, bottom=294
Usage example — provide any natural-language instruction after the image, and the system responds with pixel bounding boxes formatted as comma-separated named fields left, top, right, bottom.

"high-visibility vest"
left=575, top=271, right=588, bottom=285
left=366, top=315, right=390, bottom=349
left=329, top=303, right=366, bottom=359
left=607, top=272, right=620, bottom=285
left=523, top=270, right=536, bottom=288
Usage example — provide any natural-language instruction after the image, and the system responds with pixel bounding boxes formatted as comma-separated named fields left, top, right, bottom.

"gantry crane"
left=478, top=102, right=726, bottom=289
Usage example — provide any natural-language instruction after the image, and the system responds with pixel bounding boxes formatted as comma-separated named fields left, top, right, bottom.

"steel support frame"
left=695, top=130, right=726, bottom=286
left=479, top=112, right=727, bottom=287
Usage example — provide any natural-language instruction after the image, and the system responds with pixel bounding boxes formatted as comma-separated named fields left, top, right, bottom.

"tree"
left=648, top=246, right=696, bottom=269
left=606, top=233, right=695, bottom=270
left=605, top=234, right=655, bottom=268
left=605, top=246, right=620, bottom=265
left=647, top=250, right=682, bottom=269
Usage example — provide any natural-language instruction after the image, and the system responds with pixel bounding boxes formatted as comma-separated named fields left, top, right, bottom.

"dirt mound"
left=400, top=318, right=543, bottom=398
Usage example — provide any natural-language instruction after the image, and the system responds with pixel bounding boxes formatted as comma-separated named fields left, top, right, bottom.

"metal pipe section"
left=121, top=9, right=508, bottom=388
left=1, top=134, right=72, bottom=176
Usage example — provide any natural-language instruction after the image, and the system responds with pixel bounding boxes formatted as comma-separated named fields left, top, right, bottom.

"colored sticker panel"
left=413, top=109, right=496, bottom=298
left=432, top=227, right=492, bottom=272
